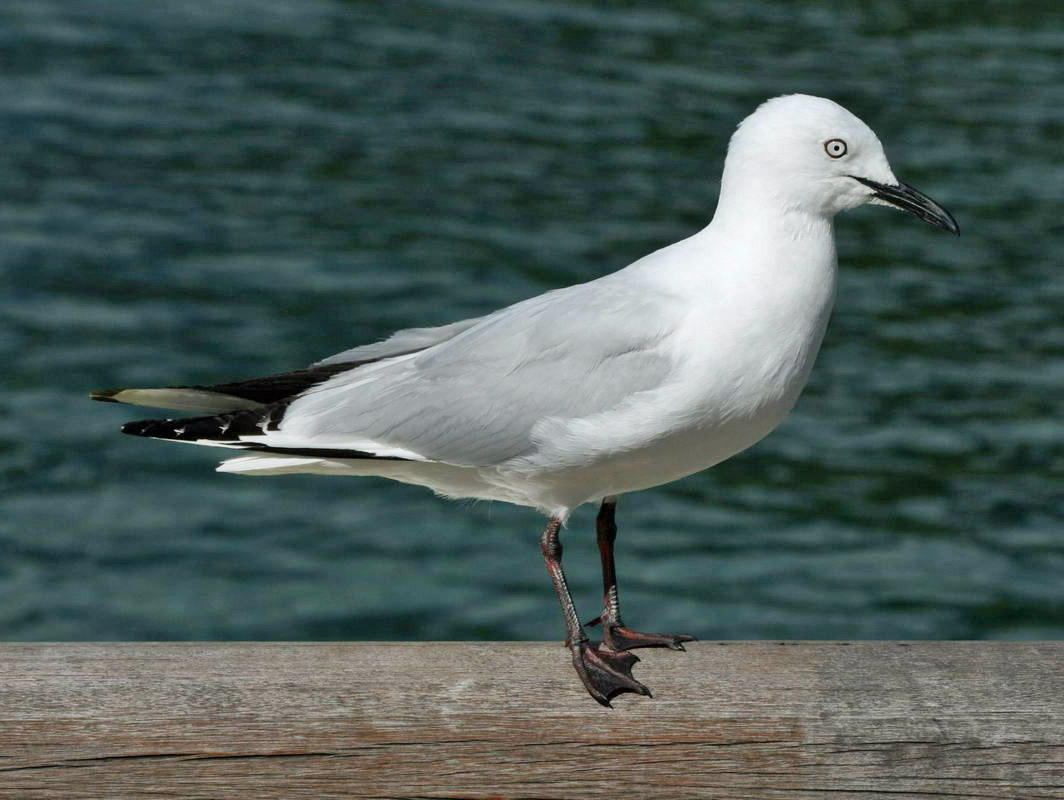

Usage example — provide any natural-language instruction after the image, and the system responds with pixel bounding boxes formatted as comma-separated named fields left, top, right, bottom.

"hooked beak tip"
left=852, top=176, right=959, bottom=236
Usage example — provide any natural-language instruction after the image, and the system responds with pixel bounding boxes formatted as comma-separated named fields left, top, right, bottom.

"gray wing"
left=271, top=278, right=679, bottom=466
left=90, top=316, right=487, bottom=415
left=313, top=317, right=483, bottom=366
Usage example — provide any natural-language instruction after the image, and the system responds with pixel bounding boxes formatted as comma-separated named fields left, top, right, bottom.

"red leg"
left=588, top=498, right=696, bottom=652
left=540, top=516, right=649, bottom=706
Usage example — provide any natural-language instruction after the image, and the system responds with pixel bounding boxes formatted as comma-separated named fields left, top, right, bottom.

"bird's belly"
left=491, top=390, right=797, bottom=515
left=503, top=305, right=831, bottom=512
left=576, top=401, right=789, bottom=497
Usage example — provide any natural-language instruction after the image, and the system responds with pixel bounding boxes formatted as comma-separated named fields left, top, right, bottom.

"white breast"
left=497, top=217, right=839, bottom=511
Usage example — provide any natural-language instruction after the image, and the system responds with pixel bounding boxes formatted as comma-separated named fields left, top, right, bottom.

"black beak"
left=852, top=176, right=960, bottom=235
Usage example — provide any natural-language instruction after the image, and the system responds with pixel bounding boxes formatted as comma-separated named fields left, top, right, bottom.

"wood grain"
left=0, top=642, right=1061, bottom=799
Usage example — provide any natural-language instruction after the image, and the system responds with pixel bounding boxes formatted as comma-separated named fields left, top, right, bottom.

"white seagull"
left=94, top=94, right=958, bottom=705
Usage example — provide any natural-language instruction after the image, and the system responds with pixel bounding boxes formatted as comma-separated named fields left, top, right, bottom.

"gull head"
left=721, top=94, right=958, bottom=234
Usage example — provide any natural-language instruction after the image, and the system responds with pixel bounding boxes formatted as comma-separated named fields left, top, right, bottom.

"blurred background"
left=2, top=1, right=1062, bottom=642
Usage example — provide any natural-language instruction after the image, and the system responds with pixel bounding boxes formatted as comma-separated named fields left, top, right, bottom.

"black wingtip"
left=119, top=411, right=254, bottom=441
left=90, top=389, right=122, bottom=403
left=121, top=418, right=170, bottom=437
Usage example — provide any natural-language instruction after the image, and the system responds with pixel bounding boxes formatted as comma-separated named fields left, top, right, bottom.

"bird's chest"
left=556, top=275, right=836, bottom=500
left=680, top=256, right=837, bottom=426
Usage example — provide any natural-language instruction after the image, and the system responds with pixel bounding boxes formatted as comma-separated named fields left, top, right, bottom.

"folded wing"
left=102, top=278, right=680, bottom=468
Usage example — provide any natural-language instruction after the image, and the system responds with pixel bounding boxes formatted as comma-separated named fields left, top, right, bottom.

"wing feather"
left=271, top=278, right=680, bottom=466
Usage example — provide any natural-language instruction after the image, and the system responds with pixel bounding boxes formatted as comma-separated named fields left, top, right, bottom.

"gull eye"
left=824, top=138, right=847, bottom=158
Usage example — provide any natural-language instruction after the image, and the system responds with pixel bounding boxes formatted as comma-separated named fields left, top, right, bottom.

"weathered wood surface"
left=0, top=642, right=1061, bottom=799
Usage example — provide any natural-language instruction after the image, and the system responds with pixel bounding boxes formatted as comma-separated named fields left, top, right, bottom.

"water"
left=2, top=1, right=1062, bottom=643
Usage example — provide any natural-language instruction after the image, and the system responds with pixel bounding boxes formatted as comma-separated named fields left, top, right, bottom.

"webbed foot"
left=570, top=640, right=651, bottom=707
left=602, top=624, right=696, bottom=652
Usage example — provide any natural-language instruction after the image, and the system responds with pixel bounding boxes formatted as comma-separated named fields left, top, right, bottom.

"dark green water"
left=2, top=1, right=1062, bottom=642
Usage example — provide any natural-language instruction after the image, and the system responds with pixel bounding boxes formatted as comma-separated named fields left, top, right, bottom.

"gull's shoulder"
left=315, top=227, right=711, bottom=374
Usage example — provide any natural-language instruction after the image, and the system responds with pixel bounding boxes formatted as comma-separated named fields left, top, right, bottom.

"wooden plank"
left=0, top=642, right=1061, bottom=799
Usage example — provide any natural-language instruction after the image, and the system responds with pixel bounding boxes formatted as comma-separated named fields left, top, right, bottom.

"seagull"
left=92, top=94, right=958, bottom=706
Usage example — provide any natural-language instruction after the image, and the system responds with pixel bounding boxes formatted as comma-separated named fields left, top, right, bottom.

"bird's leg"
left=539, top=516, right=649, bottom=706
left=587, top=497, right=696, bottom=652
